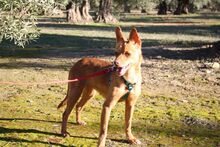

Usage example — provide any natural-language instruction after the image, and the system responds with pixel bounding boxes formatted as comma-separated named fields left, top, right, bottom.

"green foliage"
left=208, top=0, right=220, bottom=11
left=90, top=0, right=100, bottom=11
left=138, top=0, right=160, bottom=11
left=0, top=14, right=39, bottom=47
left=0, top=0, right=63, bottom=48
left=113, top=0, right=160, bottom=12
left=185, top=0, right=220, bottom=11
left=192, top=0, right=210, bottom=10
left=113, top=0, right=220, bottom=13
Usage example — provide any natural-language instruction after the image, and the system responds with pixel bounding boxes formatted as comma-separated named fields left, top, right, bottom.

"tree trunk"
left=66, top=1, right=77, bottom=23
left=75, top=4, right=82, bottom=22
left=212, top=41, right=220, bottom=56
left=95, top=0, right=118, bottom=23
left=66, top=1, right=71, bottom=22
left=141, top=8, right=147, bottom=13
left=123, top=0, right=130, bottom=13
left=81, top=0, right=93, bottom=22
left=174, top=0, right=189, bottom=15
left=66, top=0, right=93, bottom=23
left=157, top=0, right=167, bottom=15
left=182, top=0, right=189, bottom=14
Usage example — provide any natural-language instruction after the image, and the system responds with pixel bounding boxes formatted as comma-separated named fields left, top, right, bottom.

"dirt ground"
left=141, top=46, right=220, bottom=99
left=55, top=45, right=220, bottom=99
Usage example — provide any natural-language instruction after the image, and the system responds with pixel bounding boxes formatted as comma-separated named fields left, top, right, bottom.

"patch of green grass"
left=0, top=68, right=219, bottom=146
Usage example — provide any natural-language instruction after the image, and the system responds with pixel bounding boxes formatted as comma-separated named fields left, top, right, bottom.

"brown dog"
left=58, top=27, right=142, bottom=147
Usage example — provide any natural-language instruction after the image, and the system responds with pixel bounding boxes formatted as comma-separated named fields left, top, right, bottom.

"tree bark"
left=66, top=1, right=71, bottom=22
left=75, top=4, right=82, bottom=22
left=141, top=8, right=147, bottom=13
left=66, top=1, right=77, bottom=23
left=213, top=41, right=220, bottom=55
left=95, top=0, right=118, bottom=23
left=81, top=0, right=93, bottom=22
left=66, top=0, right=93, bottom=23
left=174, top=0, right=189, bottom=15
left=123, top=0, right=130, bottom=13
left=158, top=0, right=167, bottom=15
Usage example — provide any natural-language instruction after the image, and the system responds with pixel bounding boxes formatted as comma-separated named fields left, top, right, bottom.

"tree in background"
left=139, top=0, right=159, bottom=13
left=174, top=0, right=189, bottom=14
left=95, top=0, right=117, bottom=23
left=123, top=0, right=131, bottom=13
left=158, top=0, right=168, bottom=15
left=172, top=0, right=220, bottom=15
left=0, top=0, right=64, bottom=47
left=113, top=0, right=132, bottom=13
left=192, top=0, right=220, bottom=12
left=113, top=0, right=133, bottom=13
left=66, top=0, right=93, bottom=23
left=209, top=0, right=220, bottom=11
left=66, top=0, right=117, bottom=23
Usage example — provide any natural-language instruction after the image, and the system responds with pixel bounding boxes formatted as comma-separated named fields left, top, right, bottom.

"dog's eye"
left=125, top=52, right=130, bottom=57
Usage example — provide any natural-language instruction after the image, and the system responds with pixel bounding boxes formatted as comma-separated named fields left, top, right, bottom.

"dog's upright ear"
left=129, top=27, right=142, bottom=49
left=115, top=27, right=125, bottom=43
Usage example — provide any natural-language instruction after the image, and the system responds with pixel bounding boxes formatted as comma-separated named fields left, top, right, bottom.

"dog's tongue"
left=117, top=67, right=126, bottom=76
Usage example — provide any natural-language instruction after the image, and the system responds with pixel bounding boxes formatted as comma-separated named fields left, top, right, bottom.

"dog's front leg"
left=125, top=96, right=141, bottom=145
left=98, top=98, right=118, bottom=147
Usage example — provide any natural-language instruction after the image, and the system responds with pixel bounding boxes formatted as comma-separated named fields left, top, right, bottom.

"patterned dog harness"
left=121, top=76, right=136, bottom=100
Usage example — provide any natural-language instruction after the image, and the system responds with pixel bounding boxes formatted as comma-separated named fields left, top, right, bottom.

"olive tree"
left=66, top=0, right=93, bottom=23
left=0, top=0, right=63, bottom=47
left=95, top=0, right=118, bottom=23
left=193, top=0, right=220, bottom=11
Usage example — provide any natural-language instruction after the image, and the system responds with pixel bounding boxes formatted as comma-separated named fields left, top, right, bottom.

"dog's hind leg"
left=61, top=82, right=85, bottom=137
left=76, top=86, right=96, bottom=125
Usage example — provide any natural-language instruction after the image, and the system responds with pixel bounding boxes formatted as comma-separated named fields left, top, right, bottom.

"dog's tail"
left=57, top=96, right=67, bottom=109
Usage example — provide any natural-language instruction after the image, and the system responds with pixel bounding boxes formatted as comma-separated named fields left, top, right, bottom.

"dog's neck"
left=123, top=63, right=141, bottom=84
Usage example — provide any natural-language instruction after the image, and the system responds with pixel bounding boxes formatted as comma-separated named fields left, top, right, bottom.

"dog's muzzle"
left=113, top=61, right=130, bottom=76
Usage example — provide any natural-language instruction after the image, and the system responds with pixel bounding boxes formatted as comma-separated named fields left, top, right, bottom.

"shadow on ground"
left=0, top=61, right=71, bottom=69
left=0, top=34, right=115, bottom=58
left=0, top=137, right=71, bottom=147
left=0, top=118, right=127, bottom=146
left=142, top=46, right=220, bottom=60
left=37, top=17, right=220, bottom=37
left=38, top=23, right=220, bottom=37
left=0, top=33, right=218, bottom=61
left=0, top=116, right=219, bottom=146
left=0, top=126, right=60, bottom=136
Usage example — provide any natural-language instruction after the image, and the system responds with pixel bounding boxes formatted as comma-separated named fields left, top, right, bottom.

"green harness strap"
left=121, top=76, right=136, bottom=100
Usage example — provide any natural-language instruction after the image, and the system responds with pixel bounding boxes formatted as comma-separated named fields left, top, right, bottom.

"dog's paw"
left=77, top=121, right=87, bottom=126
left=61, top=131, right=70, bottom=137
left=128, top=138, right=141, bottom=145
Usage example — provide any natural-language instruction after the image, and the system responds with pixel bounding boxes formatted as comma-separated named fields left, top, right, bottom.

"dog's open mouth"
left=116, top=64, right=130, bottom=76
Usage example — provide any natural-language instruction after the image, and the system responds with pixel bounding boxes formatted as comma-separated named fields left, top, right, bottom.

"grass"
left=0, top=13, right=220, bottom=146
